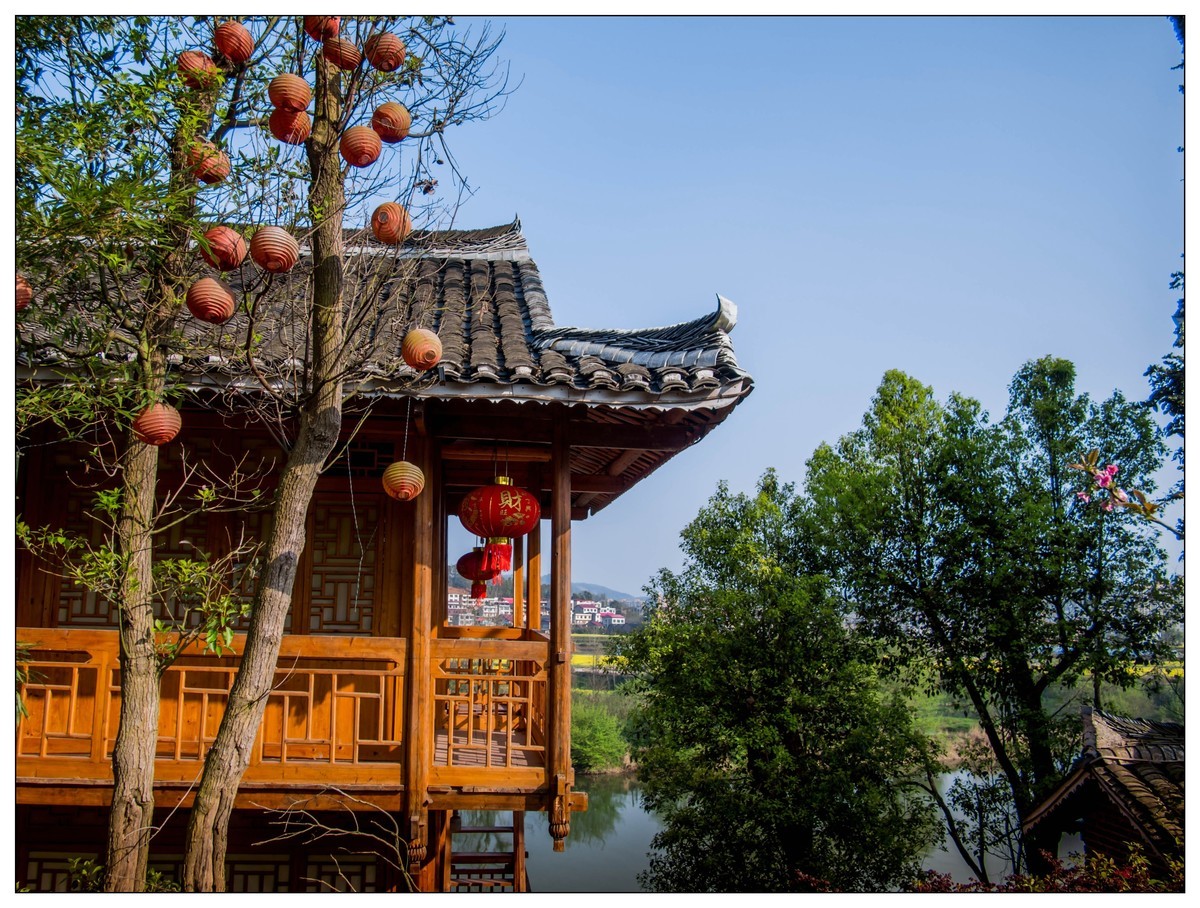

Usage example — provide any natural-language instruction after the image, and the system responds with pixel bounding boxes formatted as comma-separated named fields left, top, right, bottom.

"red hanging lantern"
left=268, top=74, right=311, bottom=111
left=214, top=21, right=254, bottom=64
left=249, top=227, right=300, bottom=273
left=365, top=32, right=406, bottom=72
left=340, top=125, right=381, bottom=168
left=304, top=16, right=340, bottom=41
left=178, top=50, right=219, bottom=89
left=188, top=140, right=230, bottom=185
left=132, top=403, right=182, bottom=446
left=371, top=202, right=412, bottom=245
left=269, top=108, right=311, bottom=144
left=382, top=461, right=425, bottom=501
left=16, top=273, right=32, bottom=312
left=185, top=277, right=236, bottom=324
left=371, top=102, right=412, bottom=144
left=456, top=547, right=499, bottom=601
left=401, top=327, right=442, bottom=371
left=459, top=477, right=541, bottom=574
left=198, top=226, right=247, bottom=271
left=322, top=37, right=362, bottom=71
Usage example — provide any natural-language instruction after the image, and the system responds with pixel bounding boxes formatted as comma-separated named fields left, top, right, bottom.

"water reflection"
left=457, top=773, right=1083, bottom=892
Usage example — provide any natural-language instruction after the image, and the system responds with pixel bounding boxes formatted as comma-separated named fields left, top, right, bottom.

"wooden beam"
left=526, top=523, right=542, bottom=632
left=512, top=535, right=525, bottom=629
left=440, top=443, right=551, bottom=463
left=441, top=470, right=627, bottom=494
left=405, top=436, right=434, bottom=866
left=430, top=414, right=700, bottom=451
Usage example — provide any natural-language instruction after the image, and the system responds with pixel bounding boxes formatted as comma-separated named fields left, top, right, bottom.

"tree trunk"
left=182, top=55, right=346, bottom=892
left=103, top=431, right=162, bottom=892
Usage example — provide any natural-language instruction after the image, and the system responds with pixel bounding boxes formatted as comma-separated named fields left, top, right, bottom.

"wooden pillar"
left=526, top=521, right=542, bottom=632
left=548, top=419, right=573, bottom=850
left=512, top=535, right=525, bottom=629
left=404, top=436, right=434, bottom=868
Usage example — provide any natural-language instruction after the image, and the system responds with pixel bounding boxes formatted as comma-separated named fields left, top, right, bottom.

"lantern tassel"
left=483, top=539, right=513, bottom=574
left=471, top=581, right=487, bottom=601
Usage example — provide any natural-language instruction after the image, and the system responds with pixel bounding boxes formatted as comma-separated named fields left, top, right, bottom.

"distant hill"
left=540, top=576, right=640, bottom=602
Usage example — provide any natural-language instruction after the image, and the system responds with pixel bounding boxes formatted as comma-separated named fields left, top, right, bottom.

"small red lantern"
left=198, top=226, right=247, bottom=271
left=401, top=328, right=441, bottom=371
left=132, top=403, right=182, bottom=446
left=268, top=74, right=311, bottom=111
left=249, top=227, right=300, bottom=273
left=188, top=140, right=230, bottom=185
left=16, top=273, right=32, bottom=312
left=339, top=125, right=381, bottom=168
left=371, top=102, right=411, bottom=144
left=371, top=202, right=412, bottom=245
left=304, top=16, right=340, bottom=41
left=178, top=50, right=219, bottom=89
left=459, top=477, right=541, bottom=574
left=214, top=21, right=254, bottom=64
left=456, top=547, right=499, bottom=601
left=323, top=37, right=361, bottom=71
left=365, top=32, right=406, bottom=72
left=269, top=108, right=311, bottom=144
left=186, top=277, right=236, bottom=324
left=382, top=461, right=425, bottom=501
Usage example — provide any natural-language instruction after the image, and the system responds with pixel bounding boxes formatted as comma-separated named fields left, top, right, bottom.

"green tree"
left=570, top=696, right=627, bottom=772
left=16, top=15, right=507, bottom=891
left=613, top=473, right=939, bottom=892
left=803, top=361, right=1181, bottom=879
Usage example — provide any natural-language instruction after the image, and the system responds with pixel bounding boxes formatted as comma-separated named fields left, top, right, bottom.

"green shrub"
left=571, top=698, right=627, bottom=772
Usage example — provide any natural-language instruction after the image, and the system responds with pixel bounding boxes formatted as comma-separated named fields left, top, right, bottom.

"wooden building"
left=1021, top=707, right=1184, bottom=877
left=15, top=221, right=753, bottom=891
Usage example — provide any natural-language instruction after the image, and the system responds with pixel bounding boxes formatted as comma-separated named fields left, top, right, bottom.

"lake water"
left=460, top=772, right=1082, bottom=892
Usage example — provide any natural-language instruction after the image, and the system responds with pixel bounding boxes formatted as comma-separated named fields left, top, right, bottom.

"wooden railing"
left=16, top=628, right=407, bottom=790
left=429, top=627, right=550, bottom=790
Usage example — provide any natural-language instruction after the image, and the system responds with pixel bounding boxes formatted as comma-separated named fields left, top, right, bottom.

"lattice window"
left=303, top=855, right=380, bottom=892
left=227, top=855, right=291, bottom=892
left=307, top=495, right=380, bottom=635
left=55, top=482, right=117, bottom=627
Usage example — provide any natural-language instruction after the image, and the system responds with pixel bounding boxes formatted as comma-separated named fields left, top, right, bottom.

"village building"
left=15, top=220, right=753, bottom=891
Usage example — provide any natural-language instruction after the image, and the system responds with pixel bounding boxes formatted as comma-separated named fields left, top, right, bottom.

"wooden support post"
left=404, top=437, right=434, bottom=868
left=512, top=535, right=525, bottom=629
left=526, top=522, right=542, bottom=632
left=548, top=420, right=573, bottom=850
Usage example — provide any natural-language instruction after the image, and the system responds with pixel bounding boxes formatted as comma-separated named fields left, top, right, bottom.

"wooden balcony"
left=16, top=626, right=556, bottom=812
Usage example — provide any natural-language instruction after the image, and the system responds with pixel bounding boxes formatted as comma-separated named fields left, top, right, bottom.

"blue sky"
left=436, top=15, right=1184, bottom=597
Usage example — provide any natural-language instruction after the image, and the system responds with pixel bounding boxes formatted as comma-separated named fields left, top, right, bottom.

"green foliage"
left=614, top=473, right=939, bottom=892
left=803, top=359, right=1181, bottom=875
left=570, top=696, right=628, bottom=772
left=62, top=858, right=180, bottom=893
left=16, top=643, right=37, bottom=725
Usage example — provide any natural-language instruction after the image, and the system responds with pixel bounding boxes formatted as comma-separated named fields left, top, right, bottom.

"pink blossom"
left=1103, top=502, right=1114, bottom=512
left=1095, top=471, right=1112, bottom=489
left=1113, top=488, right=1128, bottom=503
left=1076, top=491, right=1091, bottom=504
left=1105, top=464, right=1119, bottom=477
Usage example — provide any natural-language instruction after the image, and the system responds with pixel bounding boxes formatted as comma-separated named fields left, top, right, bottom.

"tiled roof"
left=20, top=220, right=752, bottom=414
left=1023, top=708, right=1184, bottom=860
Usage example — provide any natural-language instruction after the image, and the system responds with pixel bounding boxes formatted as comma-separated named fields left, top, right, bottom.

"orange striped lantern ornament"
left=304, top=16, right=340, bottom=41
left=213, top=21, right=254, bottom=64
left=188, top=140, right=231, bottom=185
left=458, top=476, right=541, bottom=574
left=16, top=273, right=32, bottom=312
left=456, top=547, right=499, bottom=601
left=371, top=102, right=412, bottom=143
left=339, top=125, right=381, bottom=168
left=382, top=461, right=425, bottom=501
left=268, top=74, right=311, bottom=111
left=178, top=50, right=219, bottom=88
left=401, top=328, right=442, bottom=371
left=365, top=32, right=406, bottom=72
left=132, top=403, right=182, bottom=446
left=322, top=37, right=361, bottom=71
left=185, top=277, right=236, bottom=324
left=371, top=202, right=412, bottom=245
left=249, top=227, right=300, bottom=274
left=269, top=108, right=311, bottom=145
left=198, top=226, right=247, bottom=271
